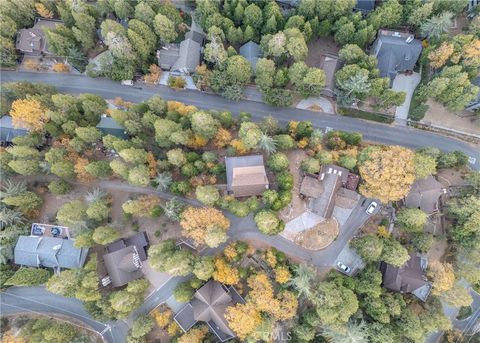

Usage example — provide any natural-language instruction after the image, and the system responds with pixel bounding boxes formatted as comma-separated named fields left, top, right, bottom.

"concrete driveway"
left=392, top=72, right=421, bottom=126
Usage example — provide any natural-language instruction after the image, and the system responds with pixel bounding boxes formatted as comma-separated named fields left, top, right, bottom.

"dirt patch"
left=428, top=238, right=448, bottom=263
left=437, top=168, right=469, bottom=187
left=308, top=104, right=323, bottom=112
left=279, top=150, right=308, bottom=222
left=306, top=36, right=341, bottom=68
left=422, top=99, right=480, bottom=135
left=294, top=218, right=339, bottom=250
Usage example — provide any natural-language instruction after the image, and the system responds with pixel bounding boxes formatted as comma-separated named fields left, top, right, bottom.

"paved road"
left=1, top=71, right=479, bottom=171
left=0, top=286, right=129, bottom=343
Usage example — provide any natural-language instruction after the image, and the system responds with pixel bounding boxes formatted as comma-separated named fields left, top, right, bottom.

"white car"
left=337, top=262, right=351, bottom=274
left=366, top=201, right=378, bottom=215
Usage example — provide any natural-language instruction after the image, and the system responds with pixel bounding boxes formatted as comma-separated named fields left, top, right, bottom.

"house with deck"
left=225, top=155, right=269, bottom=198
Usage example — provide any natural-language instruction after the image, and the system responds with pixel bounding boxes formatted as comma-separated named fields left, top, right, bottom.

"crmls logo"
left=251, top=331, right=293, bottom=341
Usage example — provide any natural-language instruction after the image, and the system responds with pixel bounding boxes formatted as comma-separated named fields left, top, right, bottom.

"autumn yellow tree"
left=52, top=63, right=70, bottom=72
left=272, top=290, right=298, bottom=321
left=230, top=139, right=248, bottom=155
left=247, top=272, right=279, bottom=313
left=359, top=146, right=415, bottom=203
left=10, top=99, right=47, bottom=131
left=180, top=207, right=230, bottom=247
left=151, top=308, right=172, bottom=329
left=265, top=248, right=277, bottom=267
left=463, top=38, right=480, bottom=67
left=35, top=3, right=53, bottom=18
left=177, top=325, right=208, bottom=343
left=212, top=257, right=240, bottom=285
left=428, top=42, right=454, bottom=69
left=122, top=195, right=160, bottom=217
left=225, top=303, right=262, bottom=340
left=143, top=64, right=162, bottom=84
left=427, top=261, right=455, bottom=295
left=275, top=266, right=291, bottom=284
left=213, top=128, right=232, bottom=148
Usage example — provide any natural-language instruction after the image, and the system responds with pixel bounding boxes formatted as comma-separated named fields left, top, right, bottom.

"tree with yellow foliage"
left=74, top=157, right=94, bottom=182
left=52, top=63, right=70, bottom=72
left=213, top=128, right=232, bottom=148
left=212, top=257, right=240, bottom=285
left=35, top=3, right=53, bottom=18
left=231, top=139, right=248, bottom=155
left=143, top=64, right=162, bottom=84
left=177, top=325, right=208, bottom=343
left=275, top=265, right=291, bottom=284
left=247, top=272, right=279, bottom=313
left=428, top=42, right=454, bottom=69
left=427, top=261, right=455, bottom=295
left=463, top=38, right=480, bottom=67
left=180, top=207, right=230, bottom=247
left=24, top=59, right=41, bottom=70
left=166, top=100, right=197, bottom=116
left=223, top=243, right=238, bottom=261
left=265, top=248, right=277, bottom=268
left=225, top=303, right=262, bottom=340
left=359, top=146, right=415, bottom=203
left=272, top=290, right=298, bottom=321
left=166, top=322, right=181, bottom=337
left=151, top=308, right=172, bottom=329
left=10, top=99, right=47, bottom=131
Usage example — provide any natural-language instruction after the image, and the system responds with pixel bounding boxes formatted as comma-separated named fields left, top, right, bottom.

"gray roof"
left=371, top=30, right=422, bottom=81
left=103, top=245, right=143, bottom=287
left=300, top=175, right=324, bottom=198
left=0, top=116, right=28, bottom=142
left=14, top=235, right=88, bottom=269
left=96, top=116, right=127, bottom=138
left=106, top=232, right=149, bottom=261
left=404, top=175, right=445, bottom=214
left=157, top=44, right=180, bottom=70
left=319, top=54, right=342, bottom=96
left=174, top=281, right=245, bottom=342
left=354, top=0, right=375, bottom=13
left=240, top=41, right=261, bottom=69
left=171, top=38, right=201, bottom=74
left=381, top=253, right=431, bottom=301
left=225, top=155, right=269, bottom=197
left=15, top=18, right=62, bottom=55
left=185, top=20, right=206, bottom=45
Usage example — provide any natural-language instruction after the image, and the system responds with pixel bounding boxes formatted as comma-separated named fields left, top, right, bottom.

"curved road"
left=1, top=71, right=479, bottom=171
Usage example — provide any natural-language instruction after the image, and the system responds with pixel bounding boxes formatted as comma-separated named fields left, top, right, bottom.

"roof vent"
left=406, top=35, right=414, bottom=44
left=392, top=32, right=401, bottom=37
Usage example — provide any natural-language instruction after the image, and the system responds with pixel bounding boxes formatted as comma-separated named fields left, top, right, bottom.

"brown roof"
left=226, top=155, right=269, bottom=198
left=300, top=175, right=324, bottom=198
left=345, top=173, right=360, bottom=191
left=404, top=175, right=445, bottom=214
left=319, top=54, right=342, bottom=96
left=381, top=253, right=431, bottom=301
left=103, top=246, right=143, bottom=287
left=335, top=187, right=360, bottom=209
left=175, top=280, right=245, bottom=342
left=16, top=18, right=62, bottom=55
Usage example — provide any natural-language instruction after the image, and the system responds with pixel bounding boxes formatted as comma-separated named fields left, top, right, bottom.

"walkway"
left=392, top=72, right=421, bottom=126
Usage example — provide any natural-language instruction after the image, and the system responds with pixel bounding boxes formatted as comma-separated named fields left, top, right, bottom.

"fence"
left=408, top=121, right=480, bottom=145
left=337, top=107, right=395, bottom=124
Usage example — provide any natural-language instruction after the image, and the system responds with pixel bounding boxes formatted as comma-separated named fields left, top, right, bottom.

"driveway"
left=392, top=72, right=421, bottom=126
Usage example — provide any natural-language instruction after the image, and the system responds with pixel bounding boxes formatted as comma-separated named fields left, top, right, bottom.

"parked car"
left=366, top=201, right=378, bottom=215
left=337, top=261, right=351, bottom=274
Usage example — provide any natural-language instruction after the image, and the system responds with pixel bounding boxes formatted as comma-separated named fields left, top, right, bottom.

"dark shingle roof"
left=14, top=235, right=88, bottom=269
left=404, top=175, right=445, bottom=214
left=381, top=253, right=431, bottom=301
left=371, top=30, right=422, bottom=81
left=96, top=116, right=127, bottom=138
left=103, top=245, right=143, bottom=287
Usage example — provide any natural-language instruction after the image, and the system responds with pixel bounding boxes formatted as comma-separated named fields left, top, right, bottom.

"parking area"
left=334, top=245, right=365, bottom=276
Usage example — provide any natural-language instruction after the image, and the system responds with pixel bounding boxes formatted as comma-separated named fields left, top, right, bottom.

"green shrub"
left=48, top=180, right=72, bottom=195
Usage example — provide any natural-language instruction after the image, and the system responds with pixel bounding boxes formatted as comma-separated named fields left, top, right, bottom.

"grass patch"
left=338, top=107, right=394, bottom=124
left=457, top=306, right=473, bottom=320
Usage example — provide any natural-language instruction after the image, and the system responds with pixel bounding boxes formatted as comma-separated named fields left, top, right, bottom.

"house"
left=0, top=116, right=28, bottom=144
left=404, top=175, right=446, bottom=215
left=239, top=41, right=261, bottom=69
left=185, top=19, right=206, bottom=45
left=370, top=29, right=422, bottom=84
left=174, top=280, right=245, bottom=342
left=319, top=54, right=342, bottom=97
left=306, top=165, right=360, bottom=219
left=225, top=155, right=269, bottom=197
left=102, top=232, right=149, bottom=287
left=466, top=76, right=480, bottom=111
left=354, top=0, right=376, bottom=14
left=86, top=50, right=113, bottom=75
left=96, top=115, right=127, bottom=139
left=15, top=18, right=63, bottom=56
left=157, top=38, right=201, bottom=74
left=380, top=252, right=432, bottom=301
left=14, top=235, right=89, bottom=271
